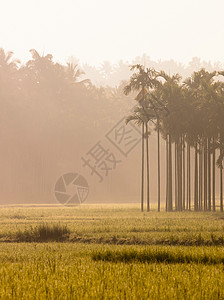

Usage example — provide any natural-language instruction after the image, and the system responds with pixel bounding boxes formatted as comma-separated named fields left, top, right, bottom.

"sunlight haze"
left=1, top=0, right=224, bottom=66
left=1, top=2, right=224, bottom=298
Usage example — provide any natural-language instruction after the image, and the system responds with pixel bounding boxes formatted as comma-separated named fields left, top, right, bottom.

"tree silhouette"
left=124, top=64, right=158, bottom=211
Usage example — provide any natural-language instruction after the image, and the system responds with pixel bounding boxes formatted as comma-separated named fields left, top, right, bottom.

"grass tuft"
left=14, top=223, right=70, bottom=242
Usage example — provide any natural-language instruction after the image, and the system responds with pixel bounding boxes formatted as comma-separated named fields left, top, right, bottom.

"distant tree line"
left=0, top=47, right=134, bottom=203
left=0, top=47, right=135, bottom=143
left=81, top=55, right=223, bottom=87
left=1, top=47, right=224, bottom=207
left=125, top=65, right=224, bottom=212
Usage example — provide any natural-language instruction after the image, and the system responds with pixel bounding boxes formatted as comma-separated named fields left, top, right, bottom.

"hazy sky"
left=1, top=0, right=224, bottom=66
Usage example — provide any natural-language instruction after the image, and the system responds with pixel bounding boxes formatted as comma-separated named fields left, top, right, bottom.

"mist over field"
left=0, top=0, right=224, bottom=206
left=0, top=51, right=222, bottom=205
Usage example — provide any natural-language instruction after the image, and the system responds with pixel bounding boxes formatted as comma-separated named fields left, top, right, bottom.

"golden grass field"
left=0, top=204, right=224, bottom=299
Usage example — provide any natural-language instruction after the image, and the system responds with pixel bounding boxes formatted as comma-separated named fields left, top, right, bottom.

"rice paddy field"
left=0, top=204, right=224, bottom=299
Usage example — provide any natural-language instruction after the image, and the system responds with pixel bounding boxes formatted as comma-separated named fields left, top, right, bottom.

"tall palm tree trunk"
left=194, top=143, right=198, bottom=211
left=187, top=143, right=191, bottom=210
left=208, top=138, right=211, bottom=211
left=187, top=142, right=189, bottom=210
left=183, top=136, right=185, bottom=210
left=204, top=137, right=208, bottom=211
left=168, top=133, right=173, bottom=211
left=212, top=137, right=216, bottom=211
left=146, top=123, right=150, bottom=212
left=199, top=142, right=203, bottom=211
left=179, top=138, right=183, bottom=211
left=141, top=123, right=145, bottom=212
left=189, top=144, right=191, bottom=210
left=220, top=150, right=223, bottom=212
left=157, top=118, right=160, bottom=212
left=166, top=136, right=168, bottom=212
left=177, top=138, right=182, bottom=211
left=175, top=141, right=178, bottom=210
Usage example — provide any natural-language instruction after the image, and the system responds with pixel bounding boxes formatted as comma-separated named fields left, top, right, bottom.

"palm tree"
left=156, top=72, right=183, bottom=211
left=125, top=106, right=154, bottom=211
left=0, top=48, right=20, bottom=93
left=124, top=65, right=224, bottom=213
left=145, top=91, right=168, bottom=211
left=124, top=64, right=158, bottom=211
left=216, top=72, right=224, bottom=211
left=184, top=69, right=218, bottom=211
left=125, top=108, right=145, bottom=210
left=217, top=138, right=224, bottom=212
left=0, top=48, right=19, bottom=71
